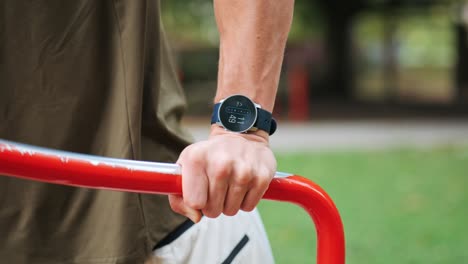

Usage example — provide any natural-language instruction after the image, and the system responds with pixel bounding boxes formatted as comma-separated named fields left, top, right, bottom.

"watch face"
left=219, top=95, right=257, bottom=133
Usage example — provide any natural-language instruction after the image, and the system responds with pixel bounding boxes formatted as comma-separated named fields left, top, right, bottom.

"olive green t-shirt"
left=0, top=1, right=192, bottom=263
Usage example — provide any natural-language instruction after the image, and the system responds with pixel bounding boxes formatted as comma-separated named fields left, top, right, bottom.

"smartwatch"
left=211, top=94, right=277, bottom=135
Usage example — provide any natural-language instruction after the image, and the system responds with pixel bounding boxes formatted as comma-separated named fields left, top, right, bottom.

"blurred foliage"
left=397, top=9, right=454, bottom=67
left=162, top=0, right=454, bottom=58
left=162, top=0, right=458, bottom=104
left=160, top=0, right=325, bottom=46
left=355, top=5, right=454, bottom=68
left=161, top=0, right=218, bottom=47
left=353, top=4, right=455, bottom=102
left=285, top=1, right=324, bottom=42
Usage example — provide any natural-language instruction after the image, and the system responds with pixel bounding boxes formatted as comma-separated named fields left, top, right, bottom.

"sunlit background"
left=162, top=1, right=468, bottom=263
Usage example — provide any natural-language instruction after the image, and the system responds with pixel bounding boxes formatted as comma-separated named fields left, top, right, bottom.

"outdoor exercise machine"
left=0, top=139, right=345, bottom=264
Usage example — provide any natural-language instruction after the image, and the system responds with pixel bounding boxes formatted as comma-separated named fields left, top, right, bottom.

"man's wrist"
left=211, top=94, right=276, bottom=136
left=209, top=124, right=270, bottom=144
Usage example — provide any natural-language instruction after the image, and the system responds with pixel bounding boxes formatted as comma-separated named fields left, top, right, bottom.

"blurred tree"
left=311, top=0, right=449, bottom=101
left=313, top=0, right=367, bottom=100
left=162, top=0, right=459, bottom=105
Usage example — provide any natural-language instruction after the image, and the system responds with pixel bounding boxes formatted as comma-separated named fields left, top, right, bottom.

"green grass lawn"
left=258, top=146, right=468, bottom=264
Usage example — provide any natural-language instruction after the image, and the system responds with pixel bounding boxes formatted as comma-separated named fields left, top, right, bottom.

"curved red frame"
left=0, top=141, right=345, bottom=264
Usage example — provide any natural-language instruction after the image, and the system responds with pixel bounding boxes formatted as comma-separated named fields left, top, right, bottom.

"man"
left=0, top=0, right=294, bottom=263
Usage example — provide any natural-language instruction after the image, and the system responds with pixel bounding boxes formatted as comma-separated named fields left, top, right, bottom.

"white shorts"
left=151, top=209, right=274, bottom=264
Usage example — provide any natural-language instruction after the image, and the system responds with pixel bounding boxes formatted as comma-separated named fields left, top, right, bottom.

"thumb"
left=168, top=194, right=203, bottom=223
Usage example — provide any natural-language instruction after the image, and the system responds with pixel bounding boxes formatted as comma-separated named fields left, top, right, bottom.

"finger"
left=240, top=174, right=271, bottom=212
left=178, top=152, right=209, bottom=211
left=223, top=165, right=253, bottom=216
left=202, top=160, right=231, bottom=218
left=202, top=177, right=229, bottom=218
left=223, top=184, right=249, bottom=216
left=168, top=194, right=203, bottom=223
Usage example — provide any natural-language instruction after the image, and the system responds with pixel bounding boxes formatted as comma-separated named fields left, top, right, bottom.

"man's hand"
left=169, top=126, right=276, bottom=223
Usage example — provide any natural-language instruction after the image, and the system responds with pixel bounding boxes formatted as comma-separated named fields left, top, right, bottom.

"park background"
left=162, top=1, right=468, bottom=263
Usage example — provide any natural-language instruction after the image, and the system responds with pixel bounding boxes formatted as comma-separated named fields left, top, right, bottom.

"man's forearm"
left=214, top=0, right=294, bottom=112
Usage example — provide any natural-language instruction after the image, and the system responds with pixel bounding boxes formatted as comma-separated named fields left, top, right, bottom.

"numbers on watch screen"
left=228, top=115, right=237, bottom=123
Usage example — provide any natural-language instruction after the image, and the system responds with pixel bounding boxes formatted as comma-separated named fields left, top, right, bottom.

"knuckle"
left=257, top=173, right=272, bottom=189
left=202, top=199, right=224, bottom=218
left=184, top=198, right=205, bottom=210
left=223, top=207, right=239, bottom=216
left=179, top=144, right=195, bottom=157
left=189, top=149, right=205, bottom=163
left=235, top=176, right=251, bottom=187
left=260, top=166, right=274, bottom=178
left=234, top=168, right=253, bottom=186
left=179, top=149, right=203, bottom=166
left=186, top=201, right=204, bottom=210
left=241, top=201, right=256, bottom=212
left=211, top=160, right=232, bottom=180
left=202, top=208, right=222, bottom=218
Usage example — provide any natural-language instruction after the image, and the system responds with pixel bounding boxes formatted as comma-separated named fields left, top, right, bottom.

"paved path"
left=185, top=119, right=468, bottom=152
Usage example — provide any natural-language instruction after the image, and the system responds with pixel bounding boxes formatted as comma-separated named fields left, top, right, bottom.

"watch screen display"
left=219, top=95, right=257, bottom=133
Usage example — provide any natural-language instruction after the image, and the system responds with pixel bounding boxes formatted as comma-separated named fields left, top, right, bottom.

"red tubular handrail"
left=0, top=140, right=345, bottom=264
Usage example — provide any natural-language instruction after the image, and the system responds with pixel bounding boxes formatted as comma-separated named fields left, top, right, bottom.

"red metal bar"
left=0, top=140, right=345, bottom=264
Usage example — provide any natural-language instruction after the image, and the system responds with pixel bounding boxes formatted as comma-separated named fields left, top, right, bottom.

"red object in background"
left=0, top=140, right=345, bottom=264
left=287, top=66, right=310, bottom=121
